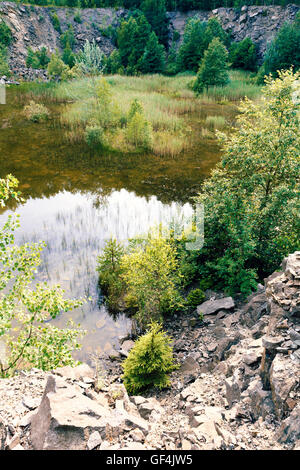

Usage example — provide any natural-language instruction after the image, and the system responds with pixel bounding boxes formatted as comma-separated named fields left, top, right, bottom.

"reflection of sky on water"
left=0, top=189, right=193, bottom=361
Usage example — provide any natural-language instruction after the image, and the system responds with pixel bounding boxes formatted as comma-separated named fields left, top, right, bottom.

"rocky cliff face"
left=0, top=252, right=299, bottom=450
left=0, top=2, right=299, bottom=76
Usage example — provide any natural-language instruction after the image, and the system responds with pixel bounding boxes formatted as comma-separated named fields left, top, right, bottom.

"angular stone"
left=247, top=377, right=274, bottom=420
left=197, top=297, right=235, bottom=316
left=0, top=419, right=8, bottom=450
left=53, top=364, right=94, bottom=381
left=30, top=375, right=112, bottom=450
left=277, top=406, right=300, bottom=445
left=87, top=431, right=102, bottom=450
left=119, top=340, right=135, bottom=357
left=262, top=336, right=284, bottom=350
left=269, top=354, right=299, bottom=419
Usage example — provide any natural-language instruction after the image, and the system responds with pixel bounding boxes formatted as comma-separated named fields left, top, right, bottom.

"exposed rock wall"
left=0, top=2, right=299, bottom=76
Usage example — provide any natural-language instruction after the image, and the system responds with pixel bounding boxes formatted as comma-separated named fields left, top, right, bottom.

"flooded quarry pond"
left=0, top=84, right=236, bottom=361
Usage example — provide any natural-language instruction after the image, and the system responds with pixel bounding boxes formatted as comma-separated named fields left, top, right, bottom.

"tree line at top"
left=1, top=0, right=299, bottom=10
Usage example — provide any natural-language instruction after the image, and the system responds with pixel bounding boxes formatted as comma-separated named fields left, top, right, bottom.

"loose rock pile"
left=0, top=252, right=299, bottom=450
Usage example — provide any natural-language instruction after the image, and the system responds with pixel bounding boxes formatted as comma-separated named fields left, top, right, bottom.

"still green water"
left=0, top=85, right=235, bottom=361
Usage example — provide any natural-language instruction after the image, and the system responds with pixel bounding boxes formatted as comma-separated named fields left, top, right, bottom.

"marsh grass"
left=15, top=71, right=261, bottom=157
left=198, top=70, right=261, bottom=103
left=205, top=115, right=226, bottom=129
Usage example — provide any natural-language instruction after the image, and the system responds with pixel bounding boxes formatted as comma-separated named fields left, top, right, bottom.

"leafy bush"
left=122, top=322, right=178, bottom=393
left=26, top=47, right=50, bottom=69
left=177, top=16, right=229, bottom=73
left=186, top=288, right=205, bottom=308
left=74, top=10, right=82, bottom=24
left=229, top=37, right=257, bottom=71
left=60, top=25, right=76, bottom=50
left=85, top=122, right=106, bottom=148
left=47, top=51, right=69, bottom=80
left=75, top=39, right=105, bottom=75
left=195, top=69, right=300, bottom=295
left=0, top=46, right=10, bottom=76
left=263, top=20, right=300, bottom=76
left=105, top=49, right=124, bottom=74
left=0, top=20, right=12, bottom=47
left=62, top=45, right=76, bottom=68
left=50, top=13, right=61, bottom=34
left=120, top=234, right=184, bottom=325
left=126, top=99, right=152, bottom=148
left=97, top=239, right=126, bottom=312
left=23, top=101, right=50, bottom=122
left=0, top=175, right=85, bottom=378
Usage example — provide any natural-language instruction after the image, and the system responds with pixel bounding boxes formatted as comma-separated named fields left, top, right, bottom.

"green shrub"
left=195, top=69, right=300, bottom=295
left=62, top=45, right=76, bottom=68
left=229, top=37, right=258, bottom=71
left=120, top=234, right=184, bottom=326
left=85, top=122, right=106, bottom=148
left=51, top=13, right=61, bottom=34
left=0, top=176, right=85, bottom=378
left=47, top=51, right=69, bottom=80
left=0, top=45, right=10, bottom=76
left=186, top=288, right=205, bottom=308
left=74, top=11, right=82, bottom=24
left=26, top=47, right=50, bottom=69
left=126, top=100, right=152, bottom=148
left=60, top=25, right=76, bottom=50
left=122, top=322, right=178, bottom=393
left=105, top=49, right=124, bottom=74
left=173, top=30, right=180, bottom=41
left=0, top=20, right=12, bottom=47
left=263, top=20, right=300, bottom=76
left=75, top=39, right=105, bottom=75
left=97, top=239, right=126, bottom=312
left=23, top=101, right=50, bottom=122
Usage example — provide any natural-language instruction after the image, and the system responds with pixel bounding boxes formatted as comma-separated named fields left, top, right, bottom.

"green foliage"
left=186, top=288, right=205, bottom=308
left=0, top=20, right=12, bottom=47
left=138, top=31, right=166, bottom=74
left=50, top=13, right=61, bottom=34
left=117, top=12, right=152, bottom=73
left=0, top=45, right=10, bottom=76
left=126, top=100, right=152, bottom=148
left=263, top=20, right=300, bottom=77
left=165, top=44, right=178, bottom=76
left=95, top=77, right=121, bottom=128
left=121, top=233, right=183, bottom=325
left=177, top=16, right=229, bottom=73
left=122, top=321, right=178, bottom=393
left=26, top=47, right=50, bottom=69
left=106, top=49, right=124, bottom=75
left=97, top=238, right=126, bottom=312
left=75, top=39, right=105, bottom=75
left=74, top=10, right=82, bottom=23
left=177, top=17, right=208, bottom=73
left=60, top=25, right=76, bottom=50
left=0, top=176, right=85, bottom=378
left=229, top=37, right=257, bottom=71
left=62, top=44, right=76, bottom=68
left=195, top=69, right=300, bottom=295
left=23, top=101, right=50, bottom=122
left=85, top=121, right=106, bottom=147
left=47, top=50, right=69, bottom=80
left=141, top=0, right=169, bottom=47
left=193, top=38, right=229, bottom=94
